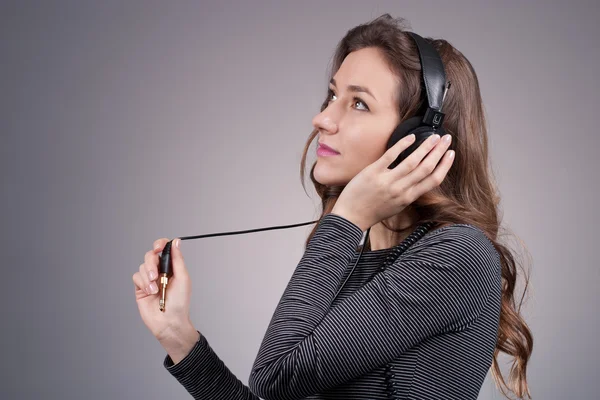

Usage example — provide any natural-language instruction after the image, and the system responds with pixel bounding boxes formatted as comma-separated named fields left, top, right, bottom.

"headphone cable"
left=157, top=219, right=320, bottom=311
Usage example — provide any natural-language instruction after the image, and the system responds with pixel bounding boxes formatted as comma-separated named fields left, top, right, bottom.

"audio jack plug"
left=158, top=240, right=174, bottom=312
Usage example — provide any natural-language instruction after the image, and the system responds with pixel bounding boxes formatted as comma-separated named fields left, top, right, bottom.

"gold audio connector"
left=159, top=273, right=169, bottom=312
left=157, top=240, right=174, bottom=312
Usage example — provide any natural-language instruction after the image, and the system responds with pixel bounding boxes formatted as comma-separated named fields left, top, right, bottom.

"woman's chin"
left=314, top=169, right=348, bottom=186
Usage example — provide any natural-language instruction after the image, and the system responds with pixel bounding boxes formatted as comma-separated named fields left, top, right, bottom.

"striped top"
left=163, top=213, right=502, bottom=399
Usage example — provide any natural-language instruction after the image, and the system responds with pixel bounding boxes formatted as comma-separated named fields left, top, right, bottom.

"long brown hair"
left=299, top=14, right=534, bottom=399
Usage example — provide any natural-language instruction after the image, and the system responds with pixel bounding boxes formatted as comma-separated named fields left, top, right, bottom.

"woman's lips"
left=317, top=143, right=340, bottom=156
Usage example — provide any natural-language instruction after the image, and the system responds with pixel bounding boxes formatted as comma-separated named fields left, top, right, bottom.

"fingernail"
left=148, top=270, right=157, bottom=280
left=449, top=150, right=455, bottom=159
left=175, top=239, right=180, bottom=249
left=149, top=282, right=158, bottom=294
left=431, top=134, right=440, bottom=143
left=154, top=243, right=160, bottom=250
left=443, top=134, right=452, bottom=143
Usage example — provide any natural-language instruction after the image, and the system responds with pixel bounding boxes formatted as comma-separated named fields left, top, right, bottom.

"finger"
left=402, top=134, right=452, bottom=187
left=144, top=250, right=159, bottom=282
left=133, top=271, right=149, bottom=296
left=376, top=133, right=416, bottom=170
left=139, top=263, right=158, bottom=295
left=169, top=238, right=188, bottom=279
left=153, top=238, right=171, bottom=253
left=410, top=149, right=455, bottom=195
left=388, top=133, right=441, bottom=177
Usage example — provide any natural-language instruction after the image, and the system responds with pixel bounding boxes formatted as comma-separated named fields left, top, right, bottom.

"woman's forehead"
left=333, top=48, right=399, bottom=105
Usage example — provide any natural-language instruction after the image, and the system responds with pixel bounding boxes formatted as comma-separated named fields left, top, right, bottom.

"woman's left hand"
left=331, top=132, right=455, bottom=231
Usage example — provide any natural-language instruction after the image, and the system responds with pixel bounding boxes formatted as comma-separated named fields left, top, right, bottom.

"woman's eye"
left=353, top=98, right=369, bottom=111
left=327, top=89, right=369, bottom=111
left=327, top=90, right=337, bottom=102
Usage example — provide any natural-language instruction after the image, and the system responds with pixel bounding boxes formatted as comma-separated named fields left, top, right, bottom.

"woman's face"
left=312, top=46, right=400, bottom=186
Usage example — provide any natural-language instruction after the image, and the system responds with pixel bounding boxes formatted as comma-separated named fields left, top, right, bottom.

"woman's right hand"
left=132, top=238, right=197, bottom=346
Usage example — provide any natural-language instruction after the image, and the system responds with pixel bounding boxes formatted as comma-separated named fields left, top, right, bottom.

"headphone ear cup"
left=410, top=124, right=446, bottom=140
left=387, top=121, right=447, bottom=169
left=386, top=116, right=421, bottom=151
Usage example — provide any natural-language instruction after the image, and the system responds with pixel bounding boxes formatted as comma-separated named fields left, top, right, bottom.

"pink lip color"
left=317, top=144, right=340, bottom=156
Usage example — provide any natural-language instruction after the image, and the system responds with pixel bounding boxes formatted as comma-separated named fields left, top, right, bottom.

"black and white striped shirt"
left=163, top=212, right=502, bottom=399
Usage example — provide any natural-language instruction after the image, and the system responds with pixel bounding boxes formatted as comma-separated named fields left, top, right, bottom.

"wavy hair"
left=299, top=14, right=534, bottom=399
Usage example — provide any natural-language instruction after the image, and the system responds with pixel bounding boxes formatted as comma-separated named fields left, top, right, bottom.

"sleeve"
left=163, top=331, right=262, bottom=400
left=247, top=213, right=500, bottom=400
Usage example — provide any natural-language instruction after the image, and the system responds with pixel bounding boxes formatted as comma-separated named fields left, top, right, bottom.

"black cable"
left=158, top=219, right=436, bottom=312
left=157, top=219, right=319, bottom=311
left=178, top=219, right=320, bottom=241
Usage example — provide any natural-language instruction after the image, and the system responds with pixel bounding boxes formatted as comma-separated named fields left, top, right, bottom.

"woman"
left=133, top=14, right=533, bottom=400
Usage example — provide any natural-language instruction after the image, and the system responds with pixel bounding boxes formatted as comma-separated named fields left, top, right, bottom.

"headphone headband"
left=407, top=32, right=449, bottom=128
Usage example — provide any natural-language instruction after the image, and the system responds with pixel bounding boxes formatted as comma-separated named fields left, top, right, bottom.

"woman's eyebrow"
left=330, top=78, right=377, bottom=102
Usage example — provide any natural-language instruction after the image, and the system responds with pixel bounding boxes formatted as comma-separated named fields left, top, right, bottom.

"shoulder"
left=408, top=223, right=498, bottom=257
left=400, top=223, right=501, bottom=279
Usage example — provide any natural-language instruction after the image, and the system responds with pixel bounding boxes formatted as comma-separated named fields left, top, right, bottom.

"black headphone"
left=386, top=32, right=451, bottom=169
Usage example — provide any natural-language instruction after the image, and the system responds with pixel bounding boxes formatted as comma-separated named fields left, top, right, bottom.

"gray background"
left=1, top=0, right=598, bottom=399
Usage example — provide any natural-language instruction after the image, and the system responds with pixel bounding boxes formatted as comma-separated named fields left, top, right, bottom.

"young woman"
left=133, top=14, right=533, bottom=400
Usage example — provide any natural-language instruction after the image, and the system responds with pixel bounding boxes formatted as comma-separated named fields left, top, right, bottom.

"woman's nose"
left=312, top=111, right=338, bottom=134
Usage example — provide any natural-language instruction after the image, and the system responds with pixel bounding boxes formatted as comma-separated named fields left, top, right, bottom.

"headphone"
left=386, top=32, right=451, bottom=169
left=158, top=31, right=450, bottom=312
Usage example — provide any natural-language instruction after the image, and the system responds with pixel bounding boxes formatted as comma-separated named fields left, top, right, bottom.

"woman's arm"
left=248, top=213, right=501, bottom=400
left=163, top=332, right=261, bottom=400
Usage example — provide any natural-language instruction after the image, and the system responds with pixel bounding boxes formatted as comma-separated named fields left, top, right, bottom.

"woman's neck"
left=367, top=208, right=419, bottom=251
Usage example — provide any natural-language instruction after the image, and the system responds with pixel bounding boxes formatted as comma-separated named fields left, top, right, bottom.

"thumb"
left=169, top=238, right=188, bottom=278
